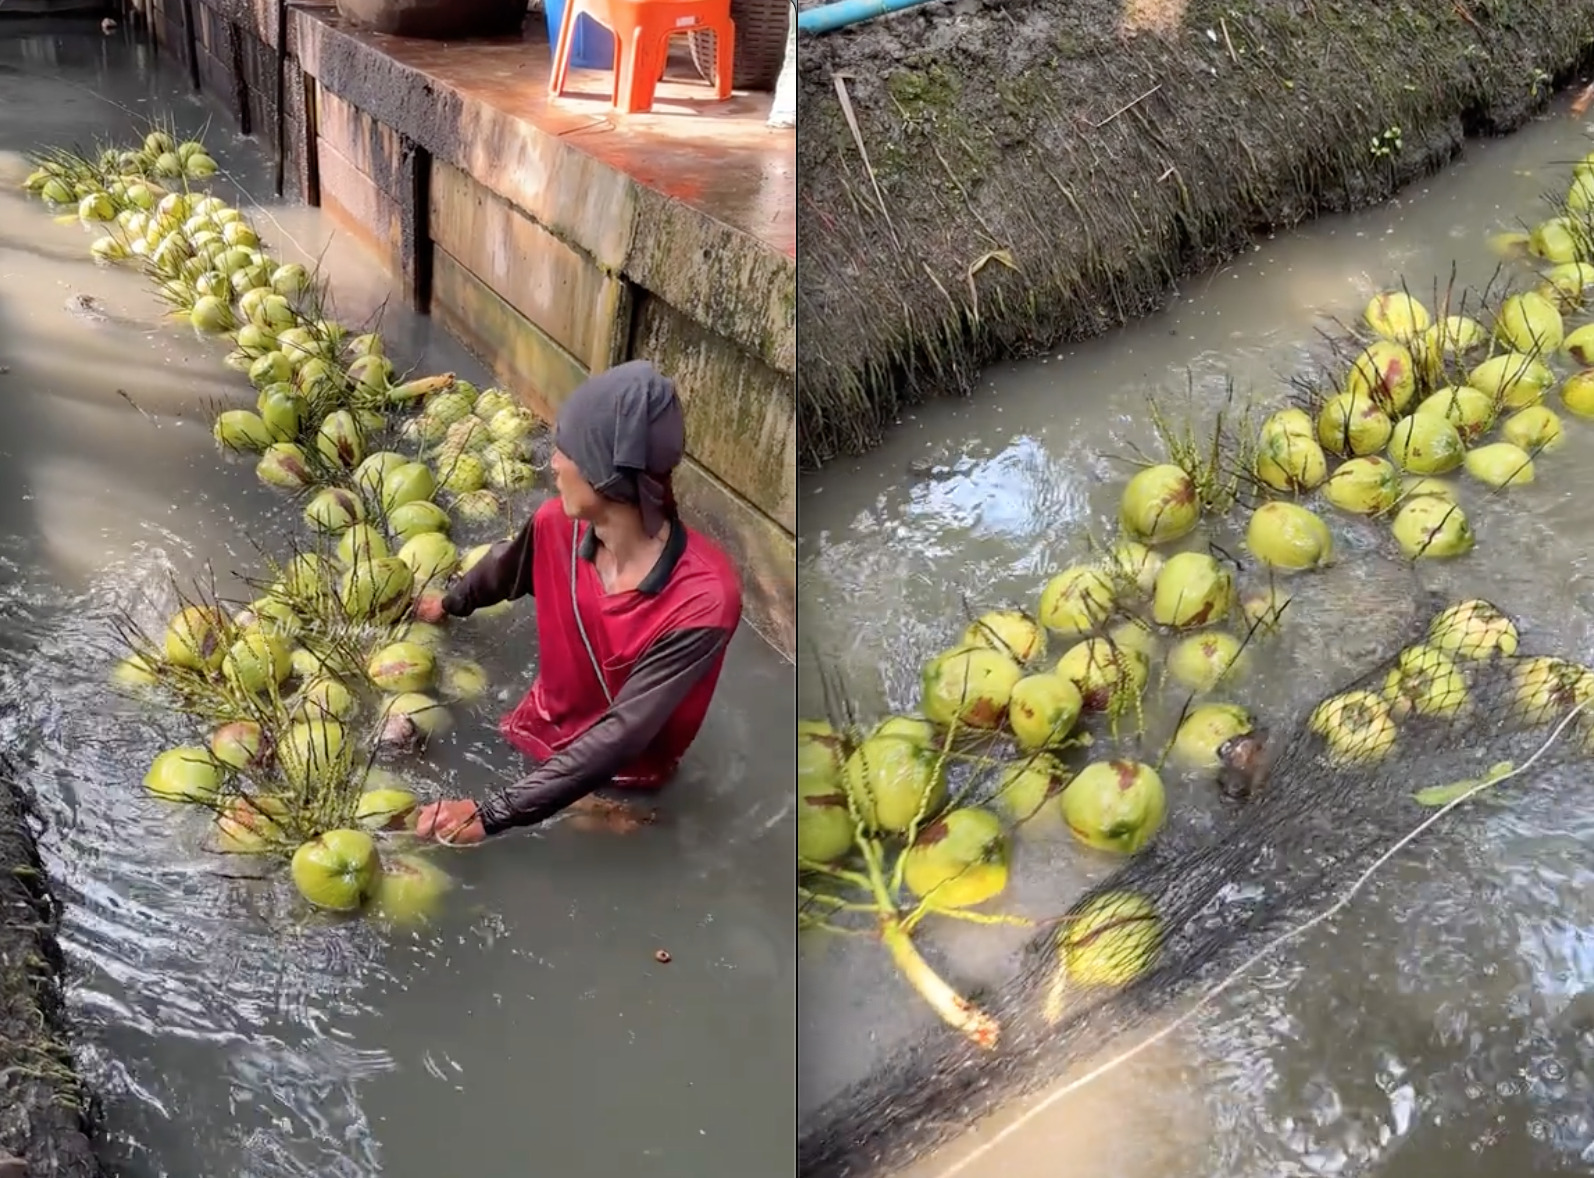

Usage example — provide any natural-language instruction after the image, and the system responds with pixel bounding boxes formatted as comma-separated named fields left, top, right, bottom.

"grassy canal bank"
left=796, top=0, right=1594, bottom=469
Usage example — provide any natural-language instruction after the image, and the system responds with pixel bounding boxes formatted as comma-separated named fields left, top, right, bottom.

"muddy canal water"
left=0, top=28, right=793, bottom=1178
left=801, top=100, right=1594, bottom=1176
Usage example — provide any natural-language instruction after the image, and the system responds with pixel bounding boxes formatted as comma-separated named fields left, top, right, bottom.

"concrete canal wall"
left=138, top=0, right=797, bottom=656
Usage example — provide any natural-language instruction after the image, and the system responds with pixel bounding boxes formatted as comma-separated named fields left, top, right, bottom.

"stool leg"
left=549, top=1, right=578, bottom=98
left=714, top=19, right=735, bottom=100
left=614, top=28, right=643, bottom=112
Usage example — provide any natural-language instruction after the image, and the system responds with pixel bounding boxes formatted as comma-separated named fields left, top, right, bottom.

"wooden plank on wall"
left=427, top=159, right=620, bottom=375
left=316, top=138, right=402, bottom=271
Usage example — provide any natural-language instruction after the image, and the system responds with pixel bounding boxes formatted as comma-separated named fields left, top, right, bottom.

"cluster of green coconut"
left=795, top=145, right=1594, bottom=1043
left=22, top=128, right=219, bottom=215
left=20, top=126, right=547, bottom=924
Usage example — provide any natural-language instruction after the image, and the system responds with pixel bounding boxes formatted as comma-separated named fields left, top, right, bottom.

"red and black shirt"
left=440, top=498, right=743, bottom=834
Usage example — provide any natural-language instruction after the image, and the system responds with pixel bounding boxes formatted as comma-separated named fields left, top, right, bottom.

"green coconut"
left=474, top=389, right=516, bottom=420
left=452, top=490, right=503, bottom=522
left=438, top=453, right=488, bottom=494
left=1387, top=413, right=1464, bottom=475
left=336, top=523, right=391, bottom=566
left=144, top=746, right=222, bottom=802
left=990, top=754, right=1071, bottom=822
left=1170, top=703, right=1254, bottom=770
left=354, top=451, right=408, bottom=500
left=356, top=787, right=420, bottom=831
left=1060, top=760, right=1166, bottom=855
left=1530, top=217, right=1582, bottom=263
left=1107, top=618, right=1159, bottom=660
left=257, top=388, right=304, bottom=442
left=1241, top=586, right=1292, bottom=632
left=389, top=620, right=447, bottom=650
left=337, top=557, right=412, bottom=623
left=1323, top=455, right=1401, bottom=516
left=1564, top=323, right=1594, bottom=367
left=961, top=610, right=1046, bottom=664
left=1109, top=540, right=1164, bottom=596
left=1245, top=501, right=1333, bottom=572
left=1414, top=385, right=1495, bottom=444
left=798, top=772, right=856, bottom=864
left=304, top=487, right=365, bottom=533
left=162, top=605, right=226, bottom=670
left=372, top=854, right=454, bottom=926
left=1392, top=496, right=1474, bottom=560
left=1540, top=262, right=1594, bottom=307
left=1006, top=673, right=1083, bottom=750
left=1344, top=340, right=1417, bottom=414
left=291, top=830, right=380, bottom=912
left=397, top=532, right=459, bottom=588
left=387, top=502, right=451, bottom=546
left=213, top=409, right=274, bottom=452
left=384, top=692, right=452, bottom=739
left=295, top=675, right=359, bottom=722
left=1501, top=405, right=1565, bottom=454
left=1060, top=891, right=1162, bottom=988
left=314, top=410, right=365, bottom=470
left=841, top=736, right=948, bottom=834
left=1507, top=657, right=1594, bottom=726
left=440, top=660, right=489, bottom=702
left=1364, top=291, right=1431, bottom=343
left=111, top=653, right=162, bottom=690
left=215, top=795, right=288, bottom=854
left=797, top=719, right=846, bottom=799
left=1316, top=392, right=1392, bottom=458
left=1166, top=632, right=1246, bottom=693
left=189, top=295, right=234, bottom=333
left=1118, top=464, right=1199, bottom=545
left=1493, top=291, right=1564, bottom=354
left=1412, top=315, right=1487, bottom=384
left=257, top=442, right=315, bottom=489
left=1054, top=638, right=1149, bottom=713
left=1399, top=476, right=1459, bottom=506
left=271, top=262, right=310, bottom=297
left=1254, top=430, right=1328, bottom=493
left=382, top=463, right=439, bottom=514
left=1428, top=599, right=1518, bottom=661
left=920, top=645, right=1023, bottom=730
left=1562, top=369, right=1594, bottom=419
left=278, top=554, right=328, bottom=600
left=1463, top=442, right=1535, bottom=489
left=460, top=543, right=494, bottom=575
left=367, top=642, right=436, bottom=693
left=277, top=719, right=347, bottom=792
left=1151, top=552, right=1233, bottom=629
left=222, top=630, right=291, bottom=694
left=902, top=808, right=1010, bottom=909
left=1036, top=566, right=1116, bottom=637
left=1382, top=644, right=1469, bottom=720
left=241, top=593, right=301, bottom=639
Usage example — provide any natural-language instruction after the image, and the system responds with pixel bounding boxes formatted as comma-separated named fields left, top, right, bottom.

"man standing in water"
left=409, top=361, right=744, bottom=844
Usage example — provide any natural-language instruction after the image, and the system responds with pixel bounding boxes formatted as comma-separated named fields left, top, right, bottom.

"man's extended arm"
left=476, top=624, right=730, bottom=834
left=441, top=514, right=535, bottom=618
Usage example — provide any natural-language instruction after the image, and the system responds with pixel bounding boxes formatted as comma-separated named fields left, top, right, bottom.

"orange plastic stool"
left=549, top=0, right=735, bottom=115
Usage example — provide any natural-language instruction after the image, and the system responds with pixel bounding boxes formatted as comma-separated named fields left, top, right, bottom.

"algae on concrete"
left=796, top=0, right=1594, bottom=469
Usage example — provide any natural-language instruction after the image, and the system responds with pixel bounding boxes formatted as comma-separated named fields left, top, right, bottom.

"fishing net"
left=798, top=600, right=1594, bottom=1178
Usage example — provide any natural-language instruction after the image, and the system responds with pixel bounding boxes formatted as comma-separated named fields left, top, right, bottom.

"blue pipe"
left=796, top=0, right=942, bottom=36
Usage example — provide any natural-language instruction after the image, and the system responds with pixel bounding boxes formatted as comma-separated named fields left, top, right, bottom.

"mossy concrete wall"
left=139, top=0, right=797, bottom=656
left=796, top=0, right=1594, bottom=469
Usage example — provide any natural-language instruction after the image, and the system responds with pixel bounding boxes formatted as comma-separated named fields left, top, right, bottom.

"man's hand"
left=414, top=799, right=486, bottom=845
left=412, top=592, right=448, bottom=625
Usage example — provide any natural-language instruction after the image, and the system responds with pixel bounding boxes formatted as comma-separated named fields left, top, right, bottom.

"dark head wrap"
left=553, top=360, right=686, bottom=538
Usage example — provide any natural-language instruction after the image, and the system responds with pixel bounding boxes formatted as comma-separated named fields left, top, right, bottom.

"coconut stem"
left=903, top=904, right=1036, bottom=935
left=880, top=917, right=999, bottom=1050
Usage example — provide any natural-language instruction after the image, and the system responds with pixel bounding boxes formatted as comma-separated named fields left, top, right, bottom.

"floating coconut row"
left=21, top=128, right=545, bottom=923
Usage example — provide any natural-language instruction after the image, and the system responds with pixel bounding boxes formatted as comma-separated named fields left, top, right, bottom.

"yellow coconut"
left=1308, top=690, right=1397, bottom=766
left=1241, top=586, right=1292, bottom=632
left=1007, top=674, right=1084, bottom=751
left=1463, top=442, right=1535, bottom=490
left=1170, top=703, right=1255, bottom=770
left=1323, top=456, right=1402, bottom=516
left=1507, top=657, right=1594, bottom=726
left=1054, top=638, right=1149, bottom=713
left=163, top=605, right=227, bottom=671
left=1107, top=618, right=1159, bottom=661
left=1060, top=892, right=1161, bottom=989
left=1060, top=761, right=1166, bottom=855
left=1540, top=262, right=1594, bottom=308
left=1467, top=352, right=1555, bottom=410
left=1391, top=496, right=1473, bottom=560
left=1382, top=644, right=1469, bottom=720
left=144, top=746, right=222, bottom=802
left=1399, top=476, right=1459, bottom=506
left=1412, top=315, right=1487, bottom=382
left=962, top=610, right=1047, bottom=664
left=1564, top=322, right=1594, bottom=367
left=1364, top=291, right=1431, bottom=343
left=1255, top=429, right=1328, bottom=493
left=1316, top=392, right=1392, bottom=458
left=1344, top=340, right=1417, bottom=414
left=1108, top=540, right=1164, bottom=597
left=372, top=854, right=455, bottom=926
left=1245, top=501, right=1333, bottom=572
left=920, top=645, right=1023, bottom=730
left=1529, top=217, right=1583, bottom=264
left=902, top=808, right=1010, bottom=910
left=841, top=736, right=948, bottom=834
left=991, top=755, right=1071, bottom=823
left=1387, top=413, right=1464, bottom=475
left=1491, top=230, right=1533, bottom=259
left=1260, top=408, right=1316, bottom=444
left=1493, top=291, right=1563, bottom=355
left=1414, top=385, right=1495, bottom=443
left=1037, top=566, right=1117, bottom=637
left=1151, top=552, right=1233, bottom=630
left=1562, top=369, right=1594, bottom=419
left=1165, top=632, right=1246, bottom=693
left=1118, top=464, right=1200, bottom=545
left=1428, top=599, right=1518, bottom=661
left=867, top=715, right=939, bottom=750
left=1500, top=405, right=1565, bottom=454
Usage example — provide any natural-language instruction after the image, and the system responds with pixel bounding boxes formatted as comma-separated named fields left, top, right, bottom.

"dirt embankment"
left=0, top=769, right=100, bottom=1177
left=796, top=0, right=1594, bottom=468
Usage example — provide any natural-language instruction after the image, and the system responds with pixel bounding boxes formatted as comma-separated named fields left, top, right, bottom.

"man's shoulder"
left=675, top=526, right=744, bottom=629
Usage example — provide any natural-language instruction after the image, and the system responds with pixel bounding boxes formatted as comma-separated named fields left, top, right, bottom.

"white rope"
left=929, top=699, right=1592, bottom=1178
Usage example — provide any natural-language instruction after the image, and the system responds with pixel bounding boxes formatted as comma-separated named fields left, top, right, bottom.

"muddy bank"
left=0, top=767, right=99, bottom=1177
left=796, top=0, right=1594, bottom=468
